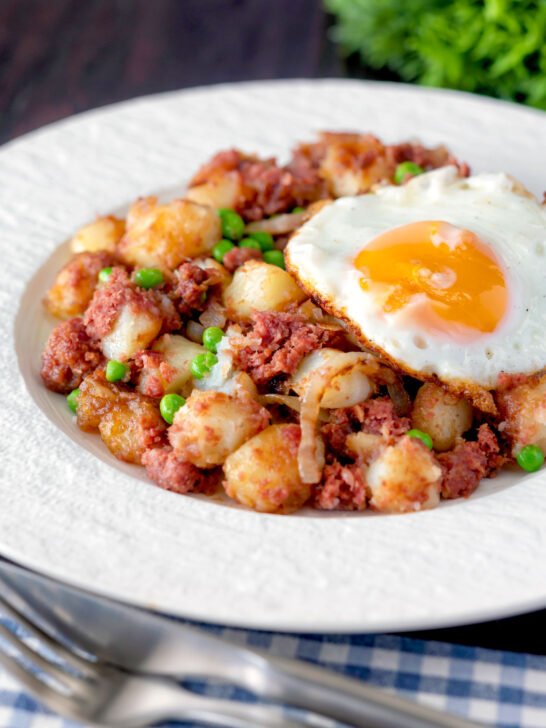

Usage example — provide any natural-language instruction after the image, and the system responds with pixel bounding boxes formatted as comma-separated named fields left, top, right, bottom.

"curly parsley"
left=325, top=0, right=546, bottom=109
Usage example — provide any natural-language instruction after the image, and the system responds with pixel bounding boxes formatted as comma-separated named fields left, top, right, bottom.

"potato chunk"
left=168, top=389, right=269, bottom=468
left=223, top=424, right=311, bottom=513
left=70, top=216, right=125, bottom=254
left=345, top=432, right=383, bottom=462
left=83, top=268, right=168, bottom=362
left=98, top=396, right=165, bottom=464
left=44, top=251, right=113, bottom=319
left=186, top=173, right=242, bottom=210
left=367, top=435, right=442, bottom=513
left=412, top=383, right=473, bottom=452
left=117, top=197, right=221, bottom=270
left=77, top=370, right=119, bottom=430
left=138, top=334, right=206, bottom=398
left=102, top=305, right=162, bottom=362
left=41, top=317, right=101, bottom=394
left=318, top=133, right=392, bottom=196
left=496, top=373, right=546, bottom=456
left=77, top=370, right=165, bottom=463
left=223, top=260, right=306, bottom=320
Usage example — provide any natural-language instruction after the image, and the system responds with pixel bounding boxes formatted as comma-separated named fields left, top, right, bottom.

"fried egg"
left=285, top=167, right=546, bottom=400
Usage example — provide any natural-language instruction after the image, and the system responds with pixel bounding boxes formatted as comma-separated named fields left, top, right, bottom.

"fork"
left=0, top=593, right=334, bottom=728
left=0, top=559, right=484, bottom=728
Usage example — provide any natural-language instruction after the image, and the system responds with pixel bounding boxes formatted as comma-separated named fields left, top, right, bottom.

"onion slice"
left=199, top=300, right=226, bottom=328
left=258, top=394, right=302, bottom=412
left=298, top=353, right=380, bottom=484
left=244, top=211, right=307, bottom=235
left=186, top=320, right=205, bottom=343
left=387, top=378, right=412, bottom=416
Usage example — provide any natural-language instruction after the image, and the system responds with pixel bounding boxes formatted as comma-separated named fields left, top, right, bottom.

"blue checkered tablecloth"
left=1, top=620, right=546, bottom=728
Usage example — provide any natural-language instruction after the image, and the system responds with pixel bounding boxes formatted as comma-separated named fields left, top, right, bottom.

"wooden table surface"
left=1, top=0, right=544, bottom=654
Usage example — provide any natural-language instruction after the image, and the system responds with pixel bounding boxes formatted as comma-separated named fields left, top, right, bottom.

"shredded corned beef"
left=231, top=310, right=344, bottom=388
left=222, top=246, right=263, bottom=272
left=293, top=134, right=470, bottom=180
left=322, top=396, right=411, bottom=455
left=142, top=446, right=218, bottom=495
left=385, top=142, right=470, bottom=176
left=41, top=317, right=102, bottom=393
left=189, top=149, right=327, bottom=221
left=83, top=268, right=162, bottom=340
left=439, top=424, right=505, bottom=499
left=133, top=350, right=177, bottom=398
left=313, top=462, right=367, bottom=511
left=133, top=406, right=168, bottom=452
left=174, top=261, right=222, bottom=315
left=240, top=155, right=327, bottom=221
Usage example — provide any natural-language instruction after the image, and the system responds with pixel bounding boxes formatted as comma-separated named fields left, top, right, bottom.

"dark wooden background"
left=1, top=0, right=544, bottom=654
left=0, top=0, right=385, bottom=144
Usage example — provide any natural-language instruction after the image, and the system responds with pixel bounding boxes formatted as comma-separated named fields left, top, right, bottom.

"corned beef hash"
left=40, top=132, right=546, bottom=514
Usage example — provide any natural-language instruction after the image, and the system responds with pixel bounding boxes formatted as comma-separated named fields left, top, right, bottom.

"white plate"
left=2, top=80, right=546, bottom=633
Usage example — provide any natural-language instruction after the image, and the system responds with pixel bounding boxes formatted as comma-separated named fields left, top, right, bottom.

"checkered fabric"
left=1, top=618, right=546, bottom=728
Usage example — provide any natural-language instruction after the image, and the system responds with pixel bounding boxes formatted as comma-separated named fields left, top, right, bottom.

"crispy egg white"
left=285, top=167, right=546, bottom=392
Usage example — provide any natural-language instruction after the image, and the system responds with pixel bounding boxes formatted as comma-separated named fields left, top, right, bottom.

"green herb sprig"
left=325, top=0, right=546, bottom=109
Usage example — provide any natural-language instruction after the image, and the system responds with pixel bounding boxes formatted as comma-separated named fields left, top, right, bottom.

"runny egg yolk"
left=355, top=221, right=507, bottom=339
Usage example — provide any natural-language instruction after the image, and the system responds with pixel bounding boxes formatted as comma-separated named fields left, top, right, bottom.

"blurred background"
left=1, top=0, right=545, bottom=653
left=2, top=0, right=544, bottom=145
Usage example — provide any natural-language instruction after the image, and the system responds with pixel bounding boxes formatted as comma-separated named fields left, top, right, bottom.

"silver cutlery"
left=0, top=558, right=483, bottom=728
left=0, top=593, right=328, bottom=728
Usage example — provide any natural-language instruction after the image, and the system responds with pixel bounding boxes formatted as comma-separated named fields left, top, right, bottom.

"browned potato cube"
left=44, top=251, right=113, bottom=319
left=496, top=373, right=546, bottom=456
left=98, top=394, right=165, bottom=464
left=223, top=260, right=306, bottom=320
left=367, top=436, right=442, bottom=513
left=77, top=370, right=165, bottom=463
left=70, top=216, right=125, bottom=254
left=412, top=383, right=473, bottom=452
left=76, top=370, right=119, bottom=431
left=168, top=389, right=269, bottom=468
left=223, top=424, right=311, bottom=513
left=186, top=173, right=242, bottom=210
left=318, top=134, right=391, bottom=196
left=117, top=197, right=221, bottom=270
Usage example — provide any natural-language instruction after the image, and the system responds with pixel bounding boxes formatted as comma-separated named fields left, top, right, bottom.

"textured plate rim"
left=2, top=78, right=546, bottom=633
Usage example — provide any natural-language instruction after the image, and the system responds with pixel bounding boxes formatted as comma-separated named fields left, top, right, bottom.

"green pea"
left=106, top=359, right=129, bottom=382
left=202, top=326, right=224, bottom=353
left=407, top=429, right=433, bottom=450
left=98, top=267, right=112, bottom=283
left=249, top=232, right=274, bottom=251
left=133, top=268, right=164, bottom=289
left=263, top=249, right=285, bottom=269
left=394, top=161, right=425, bottom=185
left=191, top=352, right=218, bottom=379
left=212, top=239, right=235, bottom=263
left=190, top=354, right=208, bottom=379
left=516, top=445, right=544, bottom=472
left=239, top=238, right=261, bottom=251
left=67, top=388, right=80, bottom=414
left=204, top=351, right=218, bottom=368
left=160, top=393, right=186, bottom=425
left=292, top=206, right=305, bottom=213
left=218, top=208, right=245, bottom=241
